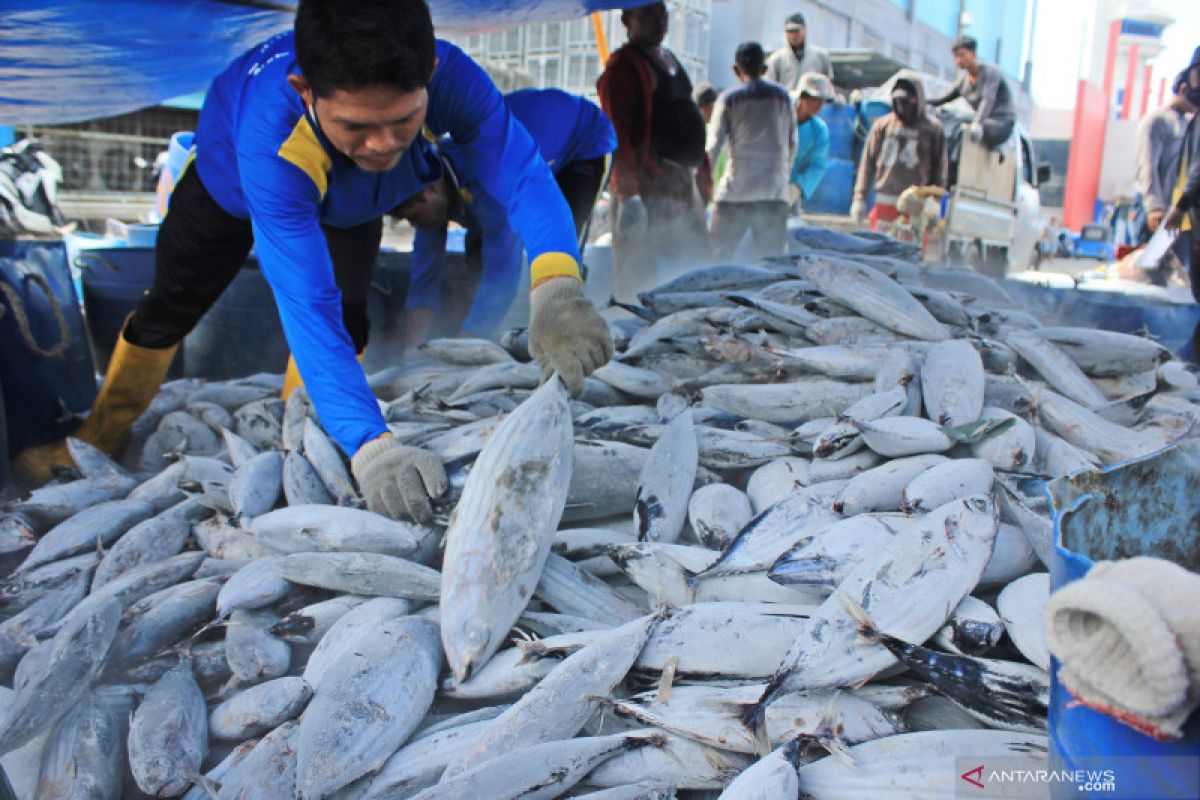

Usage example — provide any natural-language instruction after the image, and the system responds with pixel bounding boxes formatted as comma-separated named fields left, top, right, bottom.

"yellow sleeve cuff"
left=530, top=252, right=582, bottom=289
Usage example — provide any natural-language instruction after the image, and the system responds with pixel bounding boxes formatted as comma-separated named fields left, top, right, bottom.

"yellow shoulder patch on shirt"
left=278, top=116, right=332, bottom=198
left=530, top=252, right=582, bottom=289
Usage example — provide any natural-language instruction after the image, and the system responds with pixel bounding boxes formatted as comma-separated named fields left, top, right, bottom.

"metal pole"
left=591, top=12, right=611, bottom=64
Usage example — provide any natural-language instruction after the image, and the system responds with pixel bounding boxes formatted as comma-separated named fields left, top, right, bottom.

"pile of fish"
left=2, top=250, right=1199, bottom=799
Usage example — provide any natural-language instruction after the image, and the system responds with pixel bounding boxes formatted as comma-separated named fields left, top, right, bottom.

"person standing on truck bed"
left=13, top=0, right=613, bottom=523
left=706, top=42, right=796, bottom=261
left=928, top=35, right=1016, bottom=149
left=764, top=12, right=833, bottom=92
left=851, top=70, right=947, bottom=230
left=598, top=1, right=711, bottom=301
left=1164, top=45, right=1200, bottom=302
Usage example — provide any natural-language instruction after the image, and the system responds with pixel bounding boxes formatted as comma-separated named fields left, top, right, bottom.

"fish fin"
left=509, top=627, right=539, bottom=647
left=187, top=772, right=220, bottom=799
left=837, top=590, right=880, bottom=645
left=681, top=567, right=701, bottom=598
left=656, top=656, right=679, bottom=702
left=815, top=730, right=857, bottom=767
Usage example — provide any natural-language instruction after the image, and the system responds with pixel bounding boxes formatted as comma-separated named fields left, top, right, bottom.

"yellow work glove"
left=528, top=276, right=613, bottom=398
left=350, top=435, right=447, bottom=523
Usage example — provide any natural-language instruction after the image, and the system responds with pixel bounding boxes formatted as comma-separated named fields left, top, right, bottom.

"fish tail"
left=741, top=679, right=782, bottom=754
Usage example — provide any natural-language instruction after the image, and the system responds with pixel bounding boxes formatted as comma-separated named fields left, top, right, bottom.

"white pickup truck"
left=939, top=114, right=1053, bottom=278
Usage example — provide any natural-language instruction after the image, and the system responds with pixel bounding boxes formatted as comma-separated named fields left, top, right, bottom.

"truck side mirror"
left=1036, top=163, right=1052, bottom=185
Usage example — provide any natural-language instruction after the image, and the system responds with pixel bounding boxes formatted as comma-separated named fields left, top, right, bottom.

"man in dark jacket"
left=597, top=1, right=710, bottom=300
left=1164, top=46, right=1200, bottom=302
left=852, top=71, right=947, bottom=230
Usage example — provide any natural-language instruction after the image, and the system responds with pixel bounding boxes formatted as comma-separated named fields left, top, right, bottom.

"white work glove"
left=616, top=195, right=648, bottom=239
left=849, top=198, right=867, bottom=223
left=967, top=122, right=984, bottom=143
left=528, top=277, right=613, bottom=398
left=1044, top=556, right=1200, bottom=739
left=351, top=435, right=448, bottom=523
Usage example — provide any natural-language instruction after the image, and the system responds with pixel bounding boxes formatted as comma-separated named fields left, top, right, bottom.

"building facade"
left=443, top=0, right=713, bottom=100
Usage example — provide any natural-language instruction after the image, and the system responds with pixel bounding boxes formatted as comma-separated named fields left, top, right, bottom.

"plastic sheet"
left=0, top=0, right=654, bottom=125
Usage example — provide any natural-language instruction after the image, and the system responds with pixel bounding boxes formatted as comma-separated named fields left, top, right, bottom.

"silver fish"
left=441, top=378, right=574, bottom=682
left=209, top=676, right=313, bottom=740
left=128, top=660, right=209, bottom=796
left=920, top=338, right=984, bottom=426
left=302, top=417, right=359, bottom=506
left=275, top=552, right=440, bottom=600
left=108, top=579, right=221, bottom=673
left=634, top=410, right=697, bottom=544
left=296, top=615, right=441, bottom=798
left=0, top=597, right=121, bottom=755
left=36, top=684, right=134, bottom=800
left=745, top=496, right=999, bottom=734
left=228, top=450, right=284, bottom=519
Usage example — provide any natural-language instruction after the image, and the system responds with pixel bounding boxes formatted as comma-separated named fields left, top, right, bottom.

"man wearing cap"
left=929, top=35, right=1016, bottom=148
left=707, top=42, right=796, bottom=260
left=1163, top=45, right=1200, bottom=302
left=851, top=70, right=946, bottom=229
left=765, top=12, right=833, bottom=93
left=790, top=72, right=834, bottom=208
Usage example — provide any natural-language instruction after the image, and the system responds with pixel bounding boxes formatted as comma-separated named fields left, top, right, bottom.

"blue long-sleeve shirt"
left=790, top=115, right=830, bottom=201
left=407, top=88, right=615, bottom=335
left=192, top=33, right=581, bottom=455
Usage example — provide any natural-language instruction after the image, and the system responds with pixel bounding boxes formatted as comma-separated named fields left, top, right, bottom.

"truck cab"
left=940, top=116, right=1051, bottom=278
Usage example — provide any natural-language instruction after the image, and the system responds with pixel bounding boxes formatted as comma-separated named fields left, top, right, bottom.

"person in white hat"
left=790, top=72, right=834, bottom=208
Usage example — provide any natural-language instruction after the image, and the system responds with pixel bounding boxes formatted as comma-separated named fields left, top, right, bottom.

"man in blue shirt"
left=392, top=89, right=616, bottom=346
left=15, top=0, right=613, bottom=523
left=790, top=72, right=833, bottom=209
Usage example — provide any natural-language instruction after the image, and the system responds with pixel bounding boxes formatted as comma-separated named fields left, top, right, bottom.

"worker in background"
left=1137, top=71, right=1193, bottom=247
left=851, top=70, right=946, bottom=230
left=706, top=42, right=796, bottom=260
left=929, top=35, right=1016, bottom=148
left=14, top=0, right=613, bottom=523
left=597, top=1, right=711, bottom=300
left=765, top=12, right=833, bottom=92
left=789, top=72, right=834, bottom=210
left=1164, top=45, right=1200, bottom=302
left=695, top=82, right=728, bottom=189
left=392, top=88, right=616, bottom=347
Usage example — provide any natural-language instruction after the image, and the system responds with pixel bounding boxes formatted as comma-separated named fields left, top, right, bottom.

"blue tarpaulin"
left=0, top=0, right=652, bottom=125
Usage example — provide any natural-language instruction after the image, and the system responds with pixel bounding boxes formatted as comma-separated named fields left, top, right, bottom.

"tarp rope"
left=0, top=273, right=71, bottom=359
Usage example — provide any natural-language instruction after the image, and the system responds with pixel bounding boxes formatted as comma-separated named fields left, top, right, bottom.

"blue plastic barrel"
left=804, top=158, right=855, bottom=216
left=76, top=247, right=155, bottom=373
left=183, top=255, right=289, bottom=381
left=1046, top=442, right=1200, bottom=799
left=819, top=102, right=857, bottom=161
left=0, top=239, right=97, bottom=454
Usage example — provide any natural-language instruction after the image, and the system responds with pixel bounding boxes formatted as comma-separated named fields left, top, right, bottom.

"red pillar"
left=1063, top=81, right=1108, bottom=230
left=1122, top=44, right=1139, bottom=119
left=1140, top=65, right=1153, bottom=117
left=1101, top=20, right=1121, bottom=119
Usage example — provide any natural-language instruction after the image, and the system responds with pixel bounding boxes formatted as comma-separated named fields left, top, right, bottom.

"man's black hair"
left=694, top=82, right=718, bottom=107
left=621, top=1, right=666, bottom=23
left=294, top=0, right=436, bottom=97
left=735, top=42, right=766, bottom=75
left=951, top=35, right=978, bottom=54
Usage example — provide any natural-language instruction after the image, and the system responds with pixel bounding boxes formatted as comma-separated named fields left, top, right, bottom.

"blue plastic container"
left=0, top=239, right=97, bottom=454
left=75, top=247, right=155, bottom=373
left=181, top=257, right=288, bottom=381
left=819, top=102, right=857, bottom=161
left=804, top=158, right=854, bottom=216
left=1046, top=442, right=1200, bottom=799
